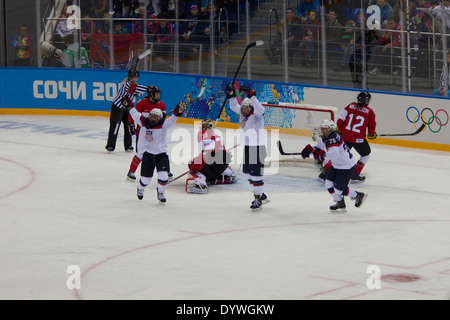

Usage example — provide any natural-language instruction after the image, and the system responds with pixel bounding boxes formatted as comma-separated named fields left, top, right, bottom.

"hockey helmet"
left=202, top=119, right=213, bottom=130
left=149, top=108, right=163, bottom=124
left=147, top=85, right=161, bottom=102
left=128, top=69, right=139, bottom=79
left=241, top=98, right=254, bottom=116
left=319, top=119, right=335, bottom=138
left=357, top=91, right=371, bottom=106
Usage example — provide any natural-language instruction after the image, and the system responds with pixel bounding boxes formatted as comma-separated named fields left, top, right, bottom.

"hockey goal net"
left=263, top=102, right=338, bottom=165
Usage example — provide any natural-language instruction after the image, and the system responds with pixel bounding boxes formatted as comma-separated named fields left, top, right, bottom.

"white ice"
left=1, top=115, right=450, bottom=300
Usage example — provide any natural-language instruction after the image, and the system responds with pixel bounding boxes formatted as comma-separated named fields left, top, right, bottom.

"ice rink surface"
left=1, top=114, right=450, bottom=300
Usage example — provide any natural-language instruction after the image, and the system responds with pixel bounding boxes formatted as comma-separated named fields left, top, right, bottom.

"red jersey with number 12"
left=337, top=103, right=376, bottom=143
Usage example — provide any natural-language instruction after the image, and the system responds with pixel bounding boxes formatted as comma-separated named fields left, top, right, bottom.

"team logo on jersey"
left=145, top=130, right=153, bottom=142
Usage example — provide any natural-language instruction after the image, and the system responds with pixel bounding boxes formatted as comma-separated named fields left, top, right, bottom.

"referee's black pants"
left=106, top=104, right=132, bottom=151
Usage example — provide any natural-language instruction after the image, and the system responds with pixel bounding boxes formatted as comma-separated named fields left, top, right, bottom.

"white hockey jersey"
left=229, top=96, right=266, bottom=146
left=315, top=131, right=355, bottom=170
left=129, top=108, right=178, bottom=155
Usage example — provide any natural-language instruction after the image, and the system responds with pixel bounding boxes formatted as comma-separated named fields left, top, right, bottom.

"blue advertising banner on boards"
left=0, top=67, right=307, bottom=125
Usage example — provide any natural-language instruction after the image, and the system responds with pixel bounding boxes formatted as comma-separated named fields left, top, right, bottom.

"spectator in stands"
left=325, top=9, right=343, bottom=48
left=61, top=34, right=90, bottom=68
left=298, top=9, right=321, bottom=66
left=338, top=19, right=356, bottom=69
left=391, top=0, right=416, bottom=27
left=376, top=0, right=393, bottom=28
left=264, top=8, right=302, bottom=64
left=349, top=28, right=377, bottom=87
left=222, top=0, right=239, bottom=35
left=369, top=16, right=402, bottom=75
left=414, top=0, right=433, bottom=32
left=12, top=24, right=32, bottom=66
left=134, top=5, right=158, bottom=34
left=433, top=49, right=450, bottom=96
left=54, top=4, right=75, bottom=50
left=182, top=3, right=203, bottom=50
left=430, top=0, right=450, bottom=34
left=151, top=12, right=175, bottom=57
left=198, top=3, right=221, bottom=54
left=297, top=0, right=321, bottom=23
left=112, top=0, right=140, bottom=18
left=90, top=0, right=109, bottom=18
left=114, top=21, right=129, bottom=34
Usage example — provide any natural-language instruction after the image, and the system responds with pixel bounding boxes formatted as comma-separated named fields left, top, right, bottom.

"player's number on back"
left=345, top=113, right=365, bottom=134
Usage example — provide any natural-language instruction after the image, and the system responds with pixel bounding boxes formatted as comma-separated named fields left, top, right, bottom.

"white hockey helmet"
left=241, top=98, right=254, bottom=116
left=319, top=119, right=335, bottom=137
left=149, top=108, right=163, bottom=124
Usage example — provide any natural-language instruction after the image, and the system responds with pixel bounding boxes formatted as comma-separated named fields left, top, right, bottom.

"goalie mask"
left=202, top=119, right=213, bottom=131
left=319, top=119, right=335, bottom=138
left=241, top=98, right=254, bottom=117
left=357, top=91, right=371, bottom=106
left=149, top=108, right=163, bottom=125
left=147, top=85, right=161, bottom=103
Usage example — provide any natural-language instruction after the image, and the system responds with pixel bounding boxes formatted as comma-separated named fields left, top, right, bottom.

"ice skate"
left=157, top=190, right=166, bottom=205
left=260, top=193, right=270, bottom=205
left=137, top=187, right=144, bottom=200
left=250, top=195, right=262, bottom=212
left=330, top=199, right=346, bottom=213
left=353, top=192, right=368, bottom=208
left=351, top=174, right=366, bottom=182
left=127, top=171, right=136, bottom=181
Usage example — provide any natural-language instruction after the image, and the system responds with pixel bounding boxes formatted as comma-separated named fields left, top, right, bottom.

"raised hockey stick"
left=168, top=144, right=240, bottom=185
left=113, top=49, right=153, bottom=136
left=277, top=140, right=302, bottom=156
left=377, top=123, right=426, bottom=137
left=213, top=40, right=264, bottom=128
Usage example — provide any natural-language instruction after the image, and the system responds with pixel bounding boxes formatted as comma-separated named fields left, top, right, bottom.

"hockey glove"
left=313, top=148, right=326, bottom=162
left=301, top=144, right=314, bottom=159
left=174, top=101, right=187, bottom=117
left=122, top=96, right=134, bottom=110
left=239, top=86, right=256, bottom=98
left=225, top=83, right=236, bottom=99
left=367, top=132, right=377, bottom=140
left=129, top=122, right=136, bottom=135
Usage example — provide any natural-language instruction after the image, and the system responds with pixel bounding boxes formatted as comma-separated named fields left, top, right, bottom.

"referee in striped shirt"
left=105, top=70, right=147, bottom=152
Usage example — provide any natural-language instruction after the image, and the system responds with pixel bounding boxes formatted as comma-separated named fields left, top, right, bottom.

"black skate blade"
left=250, top=206, right=262, bottom=212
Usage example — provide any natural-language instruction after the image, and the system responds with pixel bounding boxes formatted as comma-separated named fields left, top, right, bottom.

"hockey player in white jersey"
left=128, top=101, right=187, bottom=204
left=304, top=119, right=367, bottom=212
left=226, top=83, right=269, bottom=211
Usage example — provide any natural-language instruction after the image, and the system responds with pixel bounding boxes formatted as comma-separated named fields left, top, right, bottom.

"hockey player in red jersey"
left=127, top=101, right=187, bottom=204
left=336, top=91, right=377, bottom=181
left=303, top=119, right=368, bottom=212
left=186, top=119, right=236, bottom=194
left=126, top=85, right=172, bottom=181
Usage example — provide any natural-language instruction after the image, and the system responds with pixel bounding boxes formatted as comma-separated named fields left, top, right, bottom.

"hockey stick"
left=213, top=40, right=264, bottom=128
left=277, top=140, right=302, bottom=156
left=377, top=123, right=426, bottom=137
left=168, top=144, right=240, bottom=185
left=113, top=49, right=152, bottom=136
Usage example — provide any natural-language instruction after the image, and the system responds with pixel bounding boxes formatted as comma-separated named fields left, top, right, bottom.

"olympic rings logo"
left=406, top=107, right=449, bottom=133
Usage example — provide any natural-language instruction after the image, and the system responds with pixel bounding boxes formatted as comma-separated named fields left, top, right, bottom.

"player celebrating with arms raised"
left=226, top=84, right=269, bottom=211
left=127, top=100, right=187, bottom=204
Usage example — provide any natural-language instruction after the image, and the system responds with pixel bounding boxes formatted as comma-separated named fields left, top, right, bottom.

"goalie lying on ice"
left=186, top=119, right=236, bottom=194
